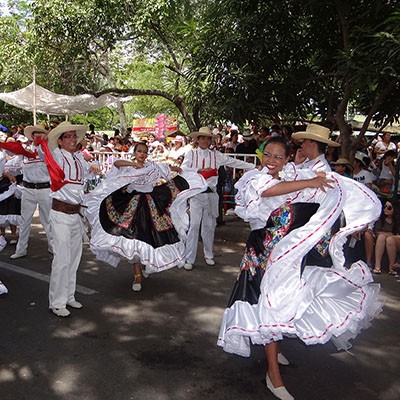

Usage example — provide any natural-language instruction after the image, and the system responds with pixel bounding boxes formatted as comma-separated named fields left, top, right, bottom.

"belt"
left=52, top=198, right=81, bottom=215
left=23, top=181, right=51, bottom=189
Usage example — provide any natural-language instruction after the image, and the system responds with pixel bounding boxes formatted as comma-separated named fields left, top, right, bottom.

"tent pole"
left=32, top=66, right=37, bottom=125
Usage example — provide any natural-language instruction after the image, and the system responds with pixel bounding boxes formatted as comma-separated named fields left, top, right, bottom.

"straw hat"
left=48, top=121, right=87, bottom=150
left=292, top=124, right=340, bottom=147
left=331, top=158, right=352, bottom=169
left=190, top=126, right=214, bottom=140
left=24, top=124, right=48, bottom=141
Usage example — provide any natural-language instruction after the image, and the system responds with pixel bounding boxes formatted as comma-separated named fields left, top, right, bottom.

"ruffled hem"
left=218, top=262, right=383, bottom=356
left=0, top=215, right=21, bottom=227
left=84, top=169, right=207, bottom=272
left=0, top=182, right=17, bottom=202
left=218, top=173, right=383, bottom=357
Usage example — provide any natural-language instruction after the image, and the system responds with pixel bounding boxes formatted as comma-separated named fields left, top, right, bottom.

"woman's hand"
left=309, top=175, right=334, bottom=192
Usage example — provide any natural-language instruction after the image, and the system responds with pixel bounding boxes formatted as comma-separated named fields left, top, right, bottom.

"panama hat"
left=48, top=121, right=87, bottom=150
left=292, top=124, right=340, bottom=147
left=242, top=129, right=254, bottom=140
left=190, top=126, right=214, bottom=140
left=24, top=124, right=48, bottom=141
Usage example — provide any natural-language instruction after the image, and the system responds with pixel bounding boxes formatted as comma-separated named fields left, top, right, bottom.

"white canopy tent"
left=0, top=82, right=130, bottom=119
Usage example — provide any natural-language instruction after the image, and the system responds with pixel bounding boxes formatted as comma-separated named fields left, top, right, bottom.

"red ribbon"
left=35, top=137, right=66, bottom=191
left=0, top=141, right=37, bottom=158
left=198, top=168, right=218, bottom=180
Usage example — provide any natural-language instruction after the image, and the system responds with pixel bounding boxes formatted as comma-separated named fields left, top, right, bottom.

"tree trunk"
left=116, top=101, right=127, bottom=134
left=335, top=82, right=352, bottom=159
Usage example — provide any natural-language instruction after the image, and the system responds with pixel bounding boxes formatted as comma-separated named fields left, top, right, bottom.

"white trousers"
left=48, top=209, right=83, bottom=309
left=15, top=187, right=53, bottom=254
left=185, top=192, right=218, bottom=264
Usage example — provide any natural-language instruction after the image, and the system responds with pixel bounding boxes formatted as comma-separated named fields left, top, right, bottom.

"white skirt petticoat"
left=218, top=172, right=384, bottom=356
left=83, top=169, right=206, bottom=274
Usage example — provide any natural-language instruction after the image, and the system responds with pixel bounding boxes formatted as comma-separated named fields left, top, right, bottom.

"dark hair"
left=264, top=136, right=291, bottom=157
left=133, top=142, right=148, bottom=152
left=316, top=141, right=328, bottom=154
left=383, top=150, right=396, bottom=159
left=380, top=199, right=399, bottom=234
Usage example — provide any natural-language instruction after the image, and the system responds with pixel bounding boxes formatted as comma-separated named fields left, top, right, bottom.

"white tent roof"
left=0, top=83, right=131, bottom=115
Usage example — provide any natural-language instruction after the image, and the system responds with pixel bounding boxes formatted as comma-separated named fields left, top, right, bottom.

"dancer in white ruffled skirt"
left=218, top=137, right=383, bottom=400
left=84, top=142, right=207, bottom=291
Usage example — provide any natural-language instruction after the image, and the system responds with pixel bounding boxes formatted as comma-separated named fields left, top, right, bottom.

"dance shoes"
left=184, top=263, right=193, bottom=271
left=266, top=374, right=294, bottom=400
left=51, top=301, right=83, bottom=317
left=277, top=352, right=290, bottom=366
left=10, top=251, right=27, bottom=259
left=132, top=273, right=142, bottom=291
left=205, top=258, right=215, bottom=266
left=67, top=301, right=83, bottom=309
left=51, top=308, right=71, bottom=317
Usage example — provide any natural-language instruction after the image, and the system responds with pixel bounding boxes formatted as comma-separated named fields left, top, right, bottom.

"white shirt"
left=375, top=141, right=396, bottom=159
left=297, top=154, right=332, bottom=173
left=182, top=147, right=254, bottom=190
left=353, top=170, right=373, bottom=186
left=20, top=144, right=50, bottom=183
left=50, top=148, right=89, bottom=205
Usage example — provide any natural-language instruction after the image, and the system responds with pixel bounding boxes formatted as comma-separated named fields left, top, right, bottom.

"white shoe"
left=266, top=374, right=294, bottom=400
left=205, top=258, right=215, bottom=266
left=184, top=263, right=193, bottom=271
left=0, top=282, right=8, bottom=295
left=10, top=251, right=27, bottom=259
left=67, top=301, right=83, bottom=309
left=142, top=270, right=149, bottom=279
left=52, top=308, right=71, bottom=317
left=278, top=352, right=290, bottom=366
left=10, top=239, right=18, bottom=245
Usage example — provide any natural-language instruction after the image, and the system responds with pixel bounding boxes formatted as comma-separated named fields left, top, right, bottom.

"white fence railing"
left=90, top=151, right=259, bottom=179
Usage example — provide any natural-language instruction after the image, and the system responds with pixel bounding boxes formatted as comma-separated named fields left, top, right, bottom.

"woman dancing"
left=218, top=137, right=382, bottom=400
left=84, top=142, right=206, bottom=291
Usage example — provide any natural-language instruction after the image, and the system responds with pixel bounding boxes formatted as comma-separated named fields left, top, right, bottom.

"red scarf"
left=35, top=137, right=66, bottom=191
left=0, top=141, right=37, bottom=158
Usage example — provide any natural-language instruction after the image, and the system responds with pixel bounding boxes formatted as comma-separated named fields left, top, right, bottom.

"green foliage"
left=0, top=0, right=399, bottom=137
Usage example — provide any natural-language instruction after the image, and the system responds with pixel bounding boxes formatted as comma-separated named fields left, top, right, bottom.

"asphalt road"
left=0, top=214, right=399, bottom=400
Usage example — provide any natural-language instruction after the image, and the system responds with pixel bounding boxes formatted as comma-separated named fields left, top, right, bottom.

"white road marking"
left=0, top=261, right=98, bottom=295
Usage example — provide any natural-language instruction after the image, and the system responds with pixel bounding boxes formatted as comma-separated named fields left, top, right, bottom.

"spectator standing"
left=374, top=132, right=396, bottom=160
